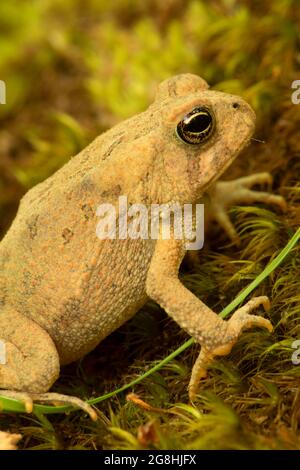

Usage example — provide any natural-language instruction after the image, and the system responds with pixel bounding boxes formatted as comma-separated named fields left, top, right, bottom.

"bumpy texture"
left=0, top=74, right=283, bottom=414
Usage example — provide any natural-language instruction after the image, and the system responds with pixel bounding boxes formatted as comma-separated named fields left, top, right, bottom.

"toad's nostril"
left=232, top=102, right=240, bottom=109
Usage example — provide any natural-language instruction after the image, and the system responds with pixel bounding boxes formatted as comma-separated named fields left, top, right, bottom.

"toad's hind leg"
left=0, top=308, right=97, bottom=420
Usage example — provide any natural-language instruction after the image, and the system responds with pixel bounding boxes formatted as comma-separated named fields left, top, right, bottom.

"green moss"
left=0, top=0, right=300, bottom=450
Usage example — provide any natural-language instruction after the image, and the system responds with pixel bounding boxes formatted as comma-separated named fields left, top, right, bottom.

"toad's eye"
left=176, top=107, right=214, bottom=145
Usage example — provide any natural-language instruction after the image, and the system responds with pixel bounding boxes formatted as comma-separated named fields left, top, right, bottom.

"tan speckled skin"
left=0, top=74, right=273, bottom=400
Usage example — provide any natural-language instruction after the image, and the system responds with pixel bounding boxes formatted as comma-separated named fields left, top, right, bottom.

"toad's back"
left=0, top=127, right=156, bottom=364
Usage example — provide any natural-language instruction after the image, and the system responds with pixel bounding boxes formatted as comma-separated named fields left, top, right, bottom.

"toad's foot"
left=0, top=390, right=97, bottom=421
left=209, top=173, right=287, bottom=244
left=0, top=431, right=22, bottom=450
left=188, top=296, right=272, bottom=401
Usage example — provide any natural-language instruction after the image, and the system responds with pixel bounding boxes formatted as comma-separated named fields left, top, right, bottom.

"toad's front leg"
left=207, top=172, right=287, bottom=244
left=146, top=237, right=273, bottom=401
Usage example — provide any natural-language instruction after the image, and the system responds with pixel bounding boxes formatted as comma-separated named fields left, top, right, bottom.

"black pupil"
left=184, top=112, right=211, bottom=133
